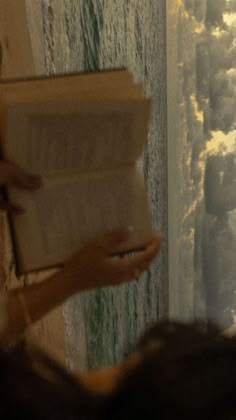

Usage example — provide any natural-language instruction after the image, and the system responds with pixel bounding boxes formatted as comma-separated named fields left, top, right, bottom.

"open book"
left=0, top=69, right=153, bottom=273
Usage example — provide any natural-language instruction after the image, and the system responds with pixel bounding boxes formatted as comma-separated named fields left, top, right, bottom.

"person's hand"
left=63, top=228, right=162, bottom=292
left=0, top=160, right=41, bottom=213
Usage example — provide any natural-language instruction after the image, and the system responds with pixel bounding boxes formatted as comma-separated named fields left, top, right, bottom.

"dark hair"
left=0, top=344, right=105, bottom=419
left=106, top=322, right=236, bottom=419
left=1, top=322, right=236, bottom=419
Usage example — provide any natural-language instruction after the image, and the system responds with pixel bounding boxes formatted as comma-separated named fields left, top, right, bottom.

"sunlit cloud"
left=224, top=12, right=236, bottom=25
left=190, top=95, right=204, bottom=123
left=206, top=130, right=236, bottom=155
left=168, top=0, right=184, bottom=15
left=195, top=24, right=205, bottom=34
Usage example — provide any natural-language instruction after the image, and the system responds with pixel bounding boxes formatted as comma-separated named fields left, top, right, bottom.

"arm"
left=2, top=229, right=162, bottom=345
left=78, top=352, right=141, bottom=395
left=0, top=160, right=162, bottom=346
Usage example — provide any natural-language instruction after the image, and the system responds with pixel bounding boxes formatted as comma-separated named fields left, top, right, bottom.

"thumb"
left=0, top=161, right=42, bottom=190
left=98, top=227, right=134, bottom=253
left=0, top=196, right=24, bottom=214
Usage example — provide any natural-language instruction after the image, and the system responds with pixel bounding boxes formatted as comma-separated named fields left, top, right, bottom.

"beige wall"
left=0, top=0, right=66, bottom=365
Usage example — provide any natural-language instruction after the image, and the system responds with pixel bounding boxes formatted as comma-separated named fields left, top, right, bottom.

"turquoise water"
left=42, top=0, right=168, bottom=369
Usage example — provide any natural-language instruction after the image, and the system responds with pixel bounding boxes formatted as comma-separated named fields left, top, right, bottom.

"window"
left=167, top=0, right=236, bottom=330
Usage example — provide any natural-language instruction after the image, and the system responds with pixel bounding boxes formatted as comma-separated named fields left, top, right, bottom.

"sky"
left=213, top=10, right=236, bottom=155
left=171, top=1, right=236, bottom=156
left=199, top=7, right=235, bottom=156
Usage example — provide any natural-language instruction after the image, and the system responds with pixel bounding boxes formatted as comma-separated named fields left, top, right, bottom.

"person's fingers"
left=137, top=235, right=163, bottom=269
left=112, top=234, right=162, bottom=275
left=10, top=166, right=42, bottom=190
left=0, top=198, right=11, bottom=212
left=96, top=226, right=134, bottom=253
left=9, top=204, right=25, bottom=215
left=14, top=173, right=42, bottom=190
left=135, top=235, right=162, bottom=268
left=0, top=161, right=42, bottom=190
left=0, top=197, right=25, bottom=214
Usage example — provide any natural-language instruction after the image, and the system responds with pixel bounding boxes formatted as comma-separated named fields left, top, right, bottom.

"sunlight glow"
left=206, top=131, right=236, bottom=155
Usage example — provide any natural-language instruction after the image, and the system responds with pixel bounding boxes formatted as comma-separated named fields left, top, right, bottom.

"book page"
left=2, top=100, right=150, bottom=177
left=8, top=164, right=153, bottom=272
left=0, top=77, right=143, bottom=106
left=0, top=69, right=133, bottom=98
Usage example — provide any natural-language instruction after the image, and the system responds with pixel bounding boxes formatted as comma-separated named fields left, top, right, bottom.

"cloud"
left=196, top=9, right=236, bottom=133
left=209, top=70, right=236, bottom=133
left=205, top=0, right=227, bottom=28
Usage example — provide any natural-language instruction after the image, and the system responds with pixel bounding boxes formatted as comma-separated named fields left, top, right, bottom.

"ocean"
left=41, top=0, right=168, bottom=369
